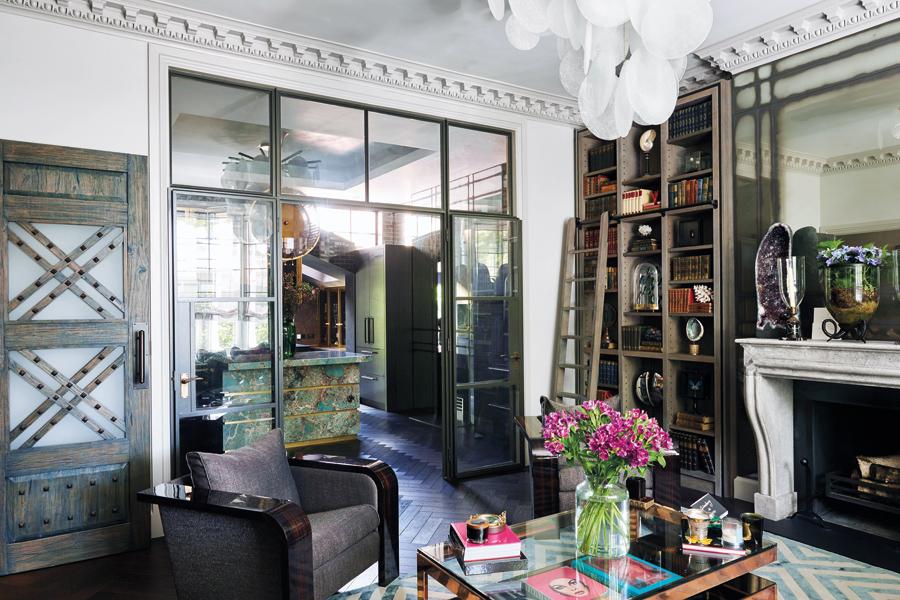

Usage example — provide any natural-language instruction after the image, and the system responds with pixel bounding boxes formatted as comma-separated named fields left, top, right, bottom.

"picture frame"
left=675, top=218, right=703, bottom=247
left=574, top=555, right=681, bottom=595
left=678, top=369, right=709, bottom=400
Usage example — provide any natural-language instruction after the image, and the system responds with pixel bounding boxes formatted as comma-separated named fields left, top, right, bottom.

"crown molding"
left=0, top=0, right=581, bottom=125
left=696, top=0, right=900, bottom=74
left=735, top=142, right=900, bottom=177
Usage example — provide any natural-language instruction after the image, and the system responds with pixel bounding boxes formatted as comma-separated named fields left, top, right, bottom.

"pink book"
left=524, top=566, right=609, bottom=600
left=449, top=522, right=521, bottom=562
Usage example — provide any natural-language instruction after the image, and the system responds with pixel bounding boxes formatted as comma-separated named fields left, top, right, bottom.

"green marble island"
left=221, top=351, right=369, bottom=449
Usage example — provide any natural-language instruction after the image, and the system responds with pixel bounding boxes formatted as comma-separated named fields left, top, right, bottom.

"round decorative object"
left=508, top=0, right=550, bottom=33
left=576, top=0, right=629, bottom=27
left=559, top=49, right=587, bottom=97
left=505, top=14, right=541, bottom=50
left=487, top=0, right=505, bottom=21
left=547, top=0, right=569, bottom=37
left=638, top=0, right=713, bottom=60
left=635, top=371, right=663, bottom=408
left=632, top=262, right=660, bottom=311
left=639, top=129, right=656, bottom=153
left=281, top=203, right=320, bottom=261
left=624, top=49, right=677, bottom=125
left=686, top=317, right=704, bottom=356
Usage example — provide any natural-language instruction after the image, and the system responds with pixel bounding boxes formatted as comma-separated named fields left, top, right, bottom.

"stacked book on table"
left=448, top=521, right=525, bottom=575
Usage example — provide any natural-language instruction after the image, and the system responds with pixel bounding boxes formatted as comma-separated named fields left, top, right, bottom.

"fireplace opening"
left=794, top=381, right=900, bottom=542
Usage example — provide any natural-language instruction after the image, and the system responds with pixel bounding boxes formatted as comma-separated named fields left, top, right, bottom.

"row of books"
left=585, top=194, right=617, bottom=219
left=584, top=174, right=617, bottom=197
left=674, top=411, right=714, bottom=431
left=622, top=325, right=662, bottom=352
left=671, top=430, right=715, bottom=474
left=668, top=288, right=707, bottom=313
left=604, top=266, right=618, bottom=290
left=587, top=141, right=616, bottom=171
left=621, top=189, right=661, bottom=215
left=669, top=176, right=713, bottom=207
left=598, top=359, right=618, bottom=386
left=671, top=255, right=711, bottom=281
left=583, top=226, right=617, bottom=254
left=669, top=99, right=712, bottom=139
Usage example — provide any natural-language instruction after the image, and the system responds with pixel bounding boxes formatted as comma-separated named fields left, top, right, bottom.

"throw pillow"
left=186, top=428, right=302, bottom=506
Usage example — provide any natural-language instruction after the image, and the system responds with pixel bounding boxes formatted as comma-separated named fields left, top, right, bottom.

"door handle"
left=134, top=322, right=149, bottom=389
left=179, top=373, right=203, bottom=399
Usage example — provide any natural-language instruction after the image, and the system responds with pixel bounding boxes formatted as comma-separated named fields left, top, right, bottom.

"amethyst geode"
left=755, top=223, right=792, bottom=337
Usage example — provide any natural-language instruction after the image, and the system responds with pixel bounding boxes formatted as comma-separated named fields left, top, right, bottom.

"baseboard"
left=734, top=475, right=760, bottom=503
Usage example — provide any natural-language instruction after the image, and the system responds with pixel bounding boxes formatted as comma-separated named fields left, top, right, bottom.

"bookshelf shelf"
left=597, top=348, right=619, bottom=356
left=586, top=165, right=617, bottom=176
left=681, top=468, right=716, bottom=482
left=668, top=127, right=713, bottom=147
left=622, top=173, right=661, bottom=187
left=585, top=191, right=616, bottom=200
left=670, top=424, right=716, bottom=437
left=668, top=168, right=713, bottom=183
left=575, top=82, right=730, bottom=494
left=668, top=353, right=716, bottom=363
left=669, top=244, right=714, bottom=254
left=622, top=350, right=664, bottom=359
left=605, top=288, right=619, bottom=293
left=597, top=382, right=619, bottom=390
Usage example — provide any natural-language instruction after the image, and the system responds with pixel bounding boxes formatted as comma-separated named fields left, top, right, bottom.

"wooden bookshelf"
left=574, top=81, right=731, bottom=495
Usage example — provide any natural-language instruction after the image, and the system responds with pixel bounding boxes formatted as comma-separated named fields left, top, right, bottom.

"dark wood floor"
left=0, top=406, right=532, bottom=598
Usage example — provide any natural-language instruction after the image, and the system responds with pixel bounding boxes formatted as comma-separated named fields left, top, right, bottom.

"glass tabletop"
left=417, top=505, right=776, bottom=599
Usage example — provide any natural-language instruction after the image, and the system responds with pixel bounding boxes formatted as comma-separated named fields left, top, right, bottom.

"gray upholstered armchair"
left=138, top=430, right=398, bottom=600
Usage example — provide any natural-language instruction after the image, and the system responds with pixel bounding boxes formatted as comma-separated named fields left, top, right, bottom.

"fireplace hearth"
left=736, top=339, right=900, bottom=524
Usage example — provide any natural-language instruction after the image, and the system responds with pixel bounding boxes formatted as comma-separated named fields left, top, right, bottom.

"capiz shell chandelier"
left=489, top=0, right=713, bottom=140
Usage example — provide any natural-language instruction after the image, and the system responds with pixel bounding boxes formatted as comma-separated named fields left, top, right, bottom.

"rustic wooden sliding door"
left=0, top=141, right=150, bottom=574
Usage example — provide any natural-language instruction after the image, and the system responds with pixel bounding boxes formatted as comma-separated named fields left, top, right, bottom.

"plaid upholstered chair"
left=139, top=429, right=398, bottom=600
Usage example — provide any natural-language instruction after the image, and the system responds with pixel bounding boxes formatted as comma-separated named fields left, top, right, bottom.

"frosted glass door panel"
left=7, top=223, right=125, bottom=321
left=8, top=346, right=126, bottom=450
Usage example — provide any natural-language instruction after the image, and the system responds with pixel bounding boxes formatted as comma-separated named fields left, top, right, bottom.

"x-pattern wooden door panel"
left=0, top=140, right=150, bottom=575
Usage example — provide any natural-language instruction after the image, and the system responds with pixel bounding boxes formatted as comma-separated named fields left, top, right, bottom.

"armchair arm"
left=289, top=455, right=398, bottom=586
left=138, top=482, right=312, bottom=599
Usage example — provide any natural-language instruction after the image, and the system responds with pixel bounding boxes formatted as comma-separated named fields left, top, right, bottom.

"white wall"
left=778, top=169, right=822, bottom=231
left=820, top=166, right=900, bottom=234
left=0, top=11, right=148, bottom=155
left=0, top=9, right=575, bottom=533
left=521, top=119, right=574, bottom=415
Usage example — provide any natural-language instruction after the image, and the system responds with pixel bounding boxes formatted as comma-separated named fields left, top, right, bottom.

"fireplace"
left=794, top=381, right=900, bottom=540
left=736, top=338, right=900, bottom=522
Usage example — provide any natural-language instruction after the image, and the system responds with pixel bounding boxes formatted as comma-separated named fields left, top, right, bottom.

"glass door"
left=445, top=215, right=523, bottom=479
left=171, top=190, right=276, bottom=474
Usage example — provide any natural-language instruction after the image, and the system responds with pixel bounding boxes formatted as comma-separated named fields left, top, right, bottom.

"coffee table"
left=417, top=503, right=777, bottom=599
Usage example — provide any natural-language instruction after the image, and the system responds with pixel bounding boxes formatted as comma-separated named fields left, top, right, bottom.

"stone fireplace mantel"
left=736, top=338, right=900, bottom=520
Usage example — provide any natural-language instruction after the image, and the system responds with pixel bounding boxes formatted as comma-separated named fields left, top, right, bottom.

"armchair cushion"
left=308, top=504, right=379, bottom=569
left=186, top=428, right=302, bottom=507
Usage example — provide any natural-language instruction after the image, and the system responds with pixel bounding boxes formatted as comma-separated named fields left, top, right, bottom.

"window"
left=279, top=97, right=365, bottom=201
left=171, top=76, right=271, bottom=193
left=448, top=126, right=510, bottom=213
left=367, top=112, right=442, bottom=208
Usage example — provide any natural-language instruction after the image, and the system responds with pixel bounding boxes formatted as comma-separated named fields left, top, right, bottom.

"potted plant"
left=816, top=240, right=886, bottom=341
left=542, top=400, right=672, bottom=557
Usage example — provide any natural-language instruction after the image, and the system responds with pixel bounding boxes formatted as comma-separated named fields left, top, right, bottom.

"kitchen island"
left=222, top=350, right=370, bottom=448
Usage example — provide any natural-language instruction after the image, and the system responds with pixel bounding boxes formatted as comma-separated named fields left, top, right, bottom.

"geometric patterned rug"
left=329, top=533, right=900, bottom=599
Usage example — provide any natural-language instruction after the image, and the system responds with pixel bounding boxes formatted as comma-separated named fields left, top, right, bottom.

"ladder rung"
left=566, top=276, right=596, bottom=282
left=558, top=392, right=587, bottom=401
left=560, top=334, right=589, bottom=340
left=562, top=306, right=593, bottom=311
left=559, top=363, right=589, bottom=369
left=571, top=248, right=600, bottom=254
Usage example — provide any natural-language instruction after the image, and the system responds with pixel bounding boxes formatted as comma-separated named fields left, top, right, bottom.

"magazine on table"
left=523, top=565, right=609, bottom=600
left=572, top=554, right=681, bottom=595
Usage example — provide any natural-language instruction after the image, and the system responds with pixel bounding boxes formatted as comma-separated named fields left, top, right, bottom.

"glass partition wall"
left=169, top=73, right=521, bottom=480
left=728, top=21, right=900, bottom=491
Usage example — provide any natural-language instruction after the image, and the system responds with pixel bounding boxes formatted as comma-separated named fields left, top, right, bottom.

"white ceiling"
left=165, top=0, right=823, bottom=97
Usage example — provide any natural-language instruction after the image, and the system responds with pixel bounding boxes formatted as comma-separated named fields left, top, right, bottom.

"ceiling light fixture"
left=489, top=0, right=713, bottom=139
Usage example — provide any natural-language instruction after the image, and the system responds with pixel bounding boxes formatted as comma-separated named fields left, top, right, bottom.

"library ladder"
left=551, top=213, right=609, bottom=405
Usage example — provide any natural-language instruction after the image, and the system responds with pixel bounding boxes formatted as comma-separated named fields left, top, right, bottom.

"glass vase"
left=575, top=479, right=629, bottom=558
left=282, top=318, right=296, bottom=359
left=822, top=265, right=880, bottom=327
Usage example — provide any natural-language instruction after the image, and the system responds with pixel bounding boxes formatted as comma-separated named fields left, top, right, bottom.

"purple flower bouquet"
left=543, top=400, right=672, bottom=557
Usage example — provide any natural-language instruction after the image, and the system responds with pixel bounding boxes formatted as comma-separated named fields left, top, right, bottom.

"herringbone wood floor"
left=0, top=406, right=532, bottom=598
